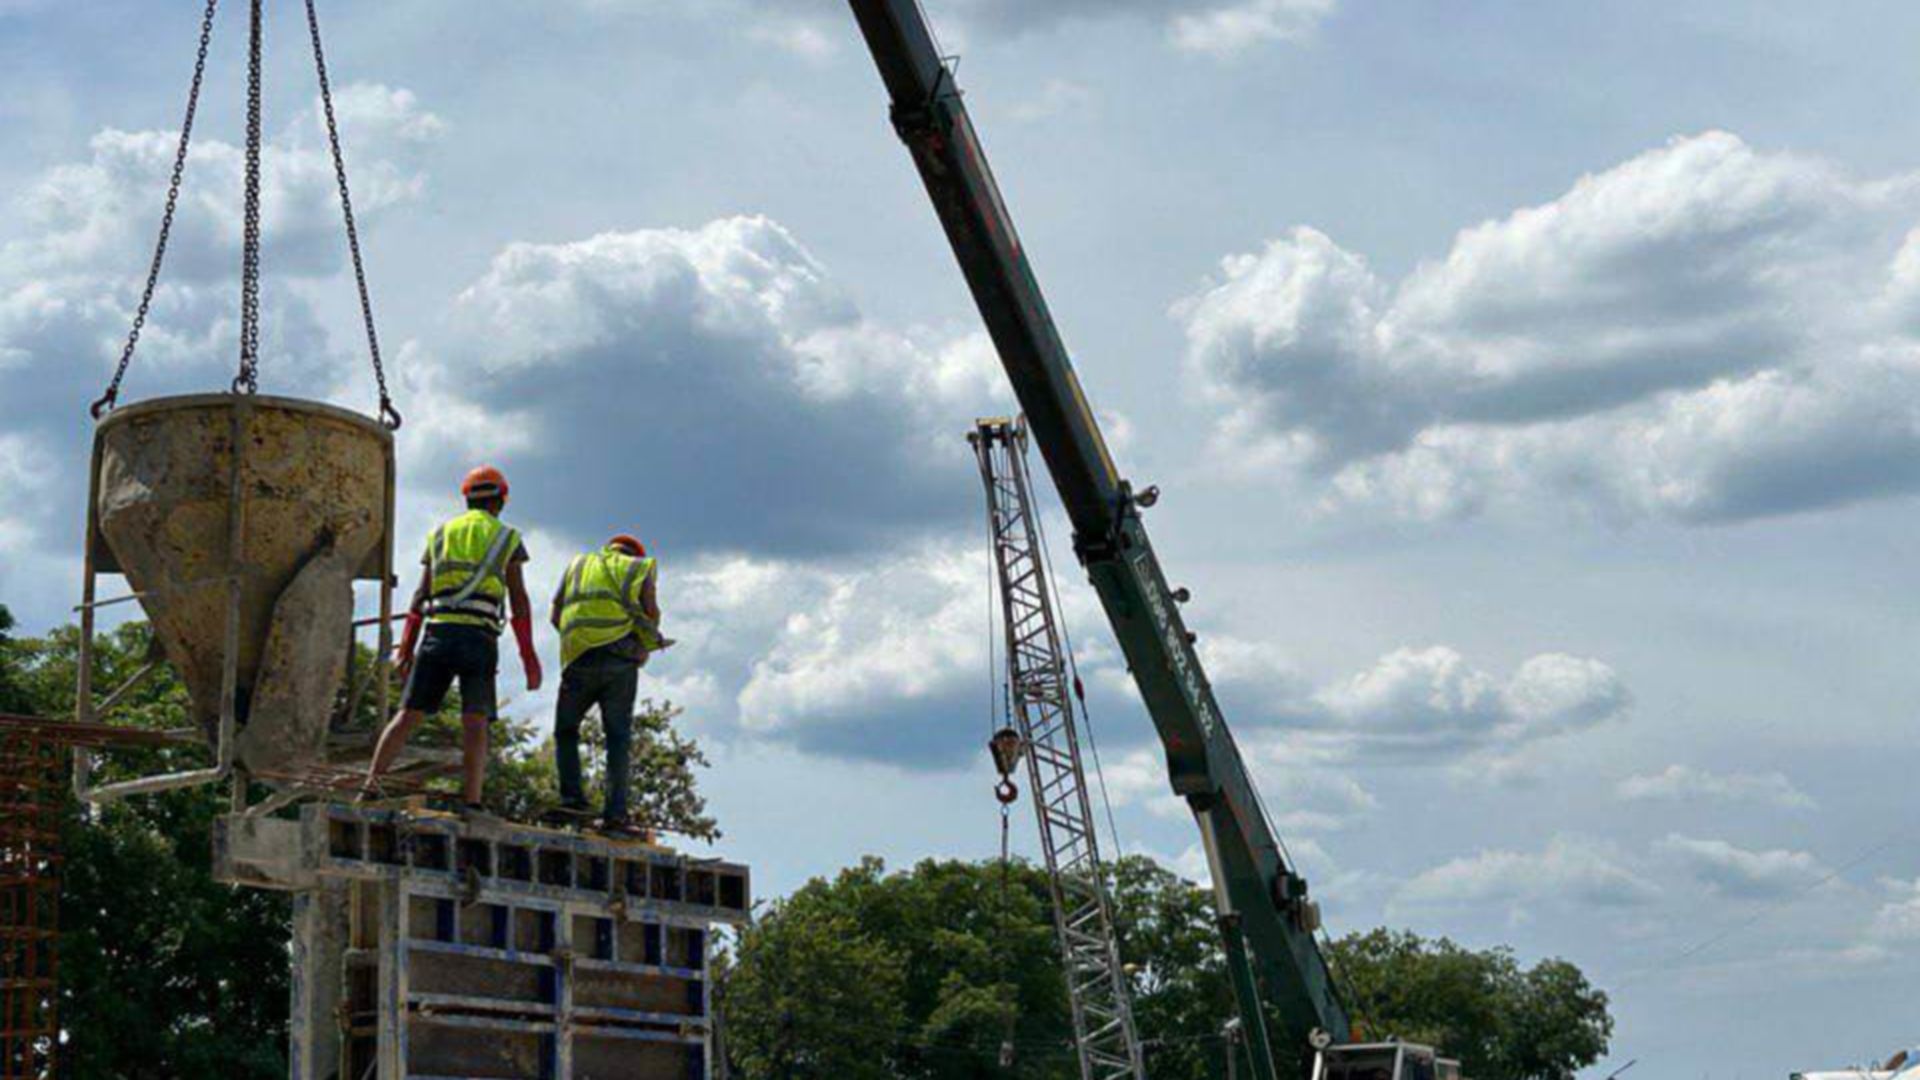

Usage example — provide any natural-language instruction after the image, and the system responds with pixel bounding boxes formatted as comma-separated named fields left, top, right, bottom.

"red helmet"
left=461, top=465, right=509, bottom=502
left=608, top=534, right=646, bottom=558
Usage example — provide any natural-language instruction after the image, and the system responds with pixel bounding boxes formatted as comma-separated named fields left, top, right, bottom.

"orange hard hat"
left=608, top=534, right=646, bottom=557
left=461, top=465, right=509, bottom=501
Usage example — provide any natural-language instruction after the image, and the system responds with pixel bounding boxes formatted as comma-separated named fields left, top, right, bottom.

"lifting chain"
left=305, top=0, right=400, bottom=428
left=91, top=0, right=219, bottom=419
left=231, top=0, right=265, bottom=396
left=96, top=0, right=400, bottom=427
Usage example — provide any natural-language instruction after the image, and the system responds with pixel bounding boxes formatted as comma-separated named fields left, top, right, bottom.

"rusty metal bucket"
left=75, top=394, right=395, bottom=800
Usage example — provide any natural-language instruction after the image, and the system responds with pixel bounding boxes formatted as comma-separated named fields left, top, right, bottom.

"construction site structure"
left=217, top=802, right=749, bottom=1079
left=973, top=418, right=1145, bottom=1080
left=0, top=713, right=200, bottom=1080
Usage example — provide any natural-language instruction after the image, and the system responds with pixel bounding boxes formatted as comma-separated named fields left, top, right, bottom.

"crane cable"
left=92, top=0, right=400, bottom=428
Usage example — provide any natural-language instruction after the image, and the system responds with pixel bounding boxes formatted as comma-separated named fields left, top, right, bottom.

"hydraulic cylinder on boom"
left=845, top=3, right=1446, bottom=1077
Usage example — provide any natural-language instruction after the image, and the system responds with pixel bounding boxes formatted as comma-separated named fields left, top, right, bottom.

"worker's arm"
left=394, top=562, right=432, bottom=680
left=641, top=566, right=660, bottom=624
left=506, top=557, right=543, bottom=692
left=549, top=571, right=565, bottom=631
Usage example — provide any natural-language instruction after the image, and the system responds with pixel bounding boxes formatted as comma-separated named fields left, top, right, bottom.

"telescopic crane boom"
left=847, top=2, right=1353, bottom=1074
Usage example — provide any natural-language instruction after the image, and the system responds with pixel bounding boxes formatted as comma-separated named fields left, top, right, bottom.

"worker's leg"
left=363, top=708, right=426, bottom=792
left=553, top=663, right=594, bottom=809
left=459, top=712, right=490, bottom=806
left=450, top=626, right=500, bottom=809
left=364, top=628, right=459, bottom=793
left=598, top=662, right=640, bottom=823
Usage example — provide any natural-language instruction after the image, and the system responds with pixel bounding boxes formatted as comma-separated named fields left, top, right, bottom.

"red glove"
left=511, top=612, right=543, bottom=692
left=394, top=610, right=425, bottom=682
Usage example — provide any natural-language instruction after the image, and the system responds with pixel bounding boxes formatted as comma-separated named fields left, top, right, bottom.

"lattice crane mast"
left=973, top=418, right=1146, bottom=1080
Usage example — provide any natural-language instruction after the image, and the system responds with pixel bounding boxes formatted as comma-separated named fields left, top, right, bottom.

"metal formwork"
left=216, top=803, right=750, bottom=1080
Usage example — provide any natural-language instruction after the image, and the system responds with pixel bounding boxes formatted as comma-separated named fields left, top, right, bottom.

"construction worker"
left=363, top=466, right=543, bottom=810
left=549, top=534, right=665, bottom=832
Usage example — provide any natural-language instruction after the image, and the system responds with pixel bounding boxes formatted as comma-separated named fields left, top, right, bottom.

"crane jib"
left=847, top=0, right=1354, bottom=1067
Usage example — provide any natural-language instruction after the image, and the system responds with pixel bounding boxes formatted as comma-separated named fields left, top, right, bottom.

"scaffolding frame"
left=0, top=715, right=197, bottom=1080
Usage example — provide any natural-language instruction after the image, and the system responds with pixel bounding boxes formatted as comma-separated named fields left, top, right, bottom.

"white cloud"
left=0, top=87, right=441, bottom=626
left=1617, top=765, right=1816, bottom=810
left=1262, top=645, right=1629, bottom=767
left=945, top=0, right=1334, bottom=55
left=1169, top=0, right=1335, bottom=56
left=1396, top=834, right=1661, bottom=914
left=1183, top=132, right=1920, bottom=523
left=627, top=543, right=992, bottom=764
left=1657, top=834, right=1828, bottom=899
left=1871, top=878, right=1920, bottom=944
left=406, top=215, right=1003, bottom=557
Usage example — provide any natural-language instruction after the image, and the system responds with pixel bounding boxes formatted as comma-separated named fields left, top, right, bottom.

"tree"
left=724, top=897, right=908, bottom=1080
left=0, top=613, right=720, bottom=1075
left=8, top=618, right=292, bottom=1079
left=483, top=699, right=719, bottom=840
left=0, top=604, right=29, bottom=712
left=1329, top=929, right=1612, bottom=1080
left=723, top=856, right=1076, bottom=1079
left=721, top=855, right=1615, bottom=1080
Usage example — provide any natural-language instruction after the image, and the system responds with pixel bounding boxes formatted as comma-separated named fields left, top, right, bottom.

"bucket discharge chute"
left=79, top=394, right=395, bottom=797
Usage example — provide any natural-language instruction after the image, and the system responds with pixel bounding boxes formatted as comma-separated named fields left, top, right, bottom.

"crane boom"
left=847, top=1, right=1351, bottom=1072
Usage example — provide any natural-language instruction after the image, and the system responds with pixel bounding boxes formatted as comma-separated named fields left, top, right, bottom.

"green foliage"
left=7, top=618, right=290, bottom=1079
left=724, top=856, right=1071, bottom=1079
left=0, top=613, right=720, bottom=1075
left=1329, top=929, right=1612, bottom=1080
left=724, top=897, right=908, bottom=1079
left=0, top=604, right=29, bottom=712
left=722, top=856, right=1615, bottom=1080
left=483, top=700, right=720, bottom=840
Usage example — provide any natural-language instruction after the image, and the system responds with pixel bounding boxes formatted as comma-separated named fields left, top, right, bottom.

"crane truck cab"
left=1311, top=1041, right=1450, bottom=1080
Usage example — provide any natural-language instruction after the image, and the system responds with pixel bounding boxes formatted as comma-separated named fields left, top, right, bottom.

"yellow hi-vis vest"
left=423, top=509, right=520, bottom=631
left=557, top=546, right=659, bottom=669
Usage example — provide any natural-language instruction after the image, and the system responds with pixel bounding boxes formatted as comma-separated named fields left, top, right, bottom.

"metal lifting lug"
left=1172, top=586, right=1192, bottom=603
left=1135, top=484, right=1160, bottom=509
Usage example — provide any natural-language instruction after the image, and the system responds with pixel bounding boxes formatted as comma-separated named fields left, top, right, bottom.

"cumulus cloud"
left=1102, top=742, right=1377, bottom=833
left=1199, top=640, right=1629, bottom=768
left=945, top=0, right=1334, bottom=55
left=1396, top=834, right=1660, bottom=914
left=404, top=216, right=1002, bottom=558
left=1183, top=132, right=1920, bottom=523
left=1871, top=878, right=1920, bottom=944
left=0, top=86, right=440, bottom=613
left=632, top=542, right=991, bottom=765
left=1617, top=764, right=1816, bottom=810
left=1657, top=834, right=1828, bottom=899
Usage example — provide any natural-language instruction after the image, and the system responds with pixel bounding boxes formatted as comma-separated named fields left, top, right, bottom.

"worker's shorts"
left=402, top=623, right=498, bottom=718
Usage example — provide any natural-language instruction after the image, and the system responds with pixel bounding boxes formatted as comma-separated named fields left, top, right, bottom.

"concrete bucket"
left=85, top=394, right=394, bottom=787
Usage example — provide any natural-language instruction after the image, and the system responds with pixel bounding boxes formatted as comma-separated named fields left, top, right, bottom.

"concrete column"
left=289, top=881, right=350, bottom=1080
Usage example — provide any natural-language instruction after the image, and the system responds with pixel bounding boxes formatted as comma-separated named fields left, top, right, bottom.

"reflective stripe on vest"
left=424, top=509, right=519, bottom=631
left=557, top=548, right=658, bottom=669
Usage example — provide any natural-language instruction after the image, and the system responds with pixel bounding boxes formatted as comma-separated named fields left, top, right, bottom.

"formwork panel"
left=216, top=803, right=749, bottom=1080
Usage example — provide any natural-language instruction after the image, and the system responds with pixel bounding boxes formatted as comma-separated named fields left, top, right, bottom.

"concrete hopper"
left=76, top=394, right=395, bottom=799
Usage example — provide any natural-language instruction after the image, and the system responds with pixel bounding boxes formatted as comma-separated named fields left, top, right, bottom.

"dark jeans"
left=555, top=647, right=642, bottom=820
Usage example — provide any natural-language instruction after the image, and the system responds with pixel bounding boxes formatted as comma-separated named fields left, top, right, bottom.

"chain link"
left=231, top=0, right=264, bottom=395
left=305, top=0, right=400, bottom=428
left=91, top=0, right=220, bottom=420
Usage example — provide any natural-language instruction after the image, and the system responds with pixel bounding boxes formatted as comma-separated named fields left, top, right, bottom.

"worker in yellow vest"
left=363, top=465, right=544, bottom=810
left=548, top=534, right=666, bottom=832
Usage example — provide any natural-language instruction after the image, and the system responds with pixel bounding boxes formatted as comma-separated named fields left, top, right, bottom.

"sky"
left=3, top=1, right=1920, bottom=1075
